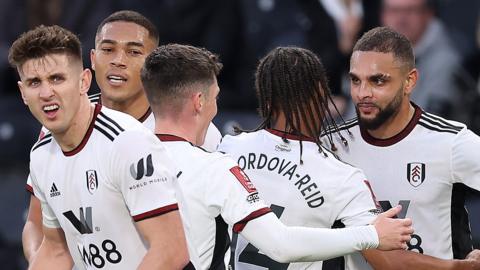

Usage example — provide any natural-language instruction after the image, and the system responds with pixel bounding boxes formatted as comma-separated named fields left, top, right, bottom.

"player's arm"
left=28, top=226, right=73, bottom=270
left=22, top=194, right=43, bottom=263
left=135, top=210, right=190, bottom=270
left=239, top=206, right=412, bottom=263
left=362, top=249, right=480, bottom=270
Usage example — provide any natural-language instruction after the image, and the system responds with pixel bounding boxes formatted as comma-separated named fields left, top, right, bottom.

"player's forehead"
left=20, top=53, right=75, bottom=79
left=96, top=21, right=153, bottom=47
left=349, top=51, right=402, bottom=78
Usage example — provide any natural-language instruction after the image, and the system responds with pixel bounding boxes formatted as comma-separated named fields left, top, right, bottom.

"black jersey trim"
left=209, top=215, right=229, bottom=270
left=423, top=112, right=463, bottom=130
left=88, top=93, right=101, bottom=104
left=138, top=107, right=152, bottom=123
left=451, top=183, right=474, bottom=258
left=321, top=118, right=358, bottom=137
left=418, top=121, right=459, bottom=134
left=94, top=124, right=115, bottom=141
left=98, top=111, right=125, bottom=132
left=31, top=138, right=52, bottom=152
left=31, top=132, right=53, bottom=152
left=419, top=116, right=462, bottom=133
left=96, top=115, right=122, bottom=136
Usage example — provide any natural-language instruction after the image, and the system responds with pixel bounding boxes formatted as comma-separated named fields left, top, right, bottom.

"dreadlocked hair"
left=239, top=46, right=349, bottom=164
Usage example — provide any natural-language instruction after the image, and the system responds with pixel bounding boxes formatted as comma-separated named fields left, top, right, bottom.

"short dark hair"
left=8, top=25, right=82, bottom=69
left=96, top=10, right=159, bottom=46
left=141, top=44, right=222, bottom=111
left=253, top=46, right=344, bottom=160
left=353, top=26, right=415, bottom=70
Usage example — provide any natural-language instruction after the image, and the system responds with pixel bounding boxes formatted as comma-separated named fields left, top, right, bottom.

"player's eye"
left=350, top=76, right=360, bottom=85
left=101, top=47, right=113, bottom=53
left=28, top=80, right=41, bottom=87
left=128, top=50, right=142, bottom=56
left=51, top=75, right=65, bottom=84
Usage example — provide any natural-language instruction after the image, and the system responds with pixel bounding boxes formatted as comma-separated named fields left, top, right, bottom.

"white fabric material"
left=30, top=106, right=178, bottom=269
left=322, top=108, right=480, bottom=270
left=242, top=213, right=378, bottom=263
left=159, top=139, right=268, bottom=270
left=219, top=129, right=378, bottom=269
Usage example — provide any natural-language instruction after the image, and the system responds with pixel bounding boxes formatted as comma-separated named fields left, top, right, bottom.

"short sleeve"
left=451, top=129, right=480, bottom=191
left=30, top=169, right=60, bottom=228
left=109, top=130, right=179, bottom=222
left=333, top=170, right=378, bottom=227
left=204, top=157, right=270, bottom=233
left=26, top=174, right=34, bottom=196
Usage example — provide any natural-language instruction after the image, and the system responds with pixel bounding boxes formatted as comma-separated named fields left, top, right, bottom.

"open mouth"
left=107, top=75, right=127, bottom=84
left=43, top=104, right=59, bottom=118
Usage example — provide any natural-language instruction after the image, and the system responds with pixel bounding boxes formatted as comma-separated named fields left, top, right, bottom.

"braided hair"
left=243, top=46, right=348, bottom=163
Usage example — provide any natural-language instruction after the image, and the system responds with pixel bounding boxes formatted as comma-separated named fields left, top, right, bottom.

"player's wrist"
left=351, top=224, right=379, bottom=250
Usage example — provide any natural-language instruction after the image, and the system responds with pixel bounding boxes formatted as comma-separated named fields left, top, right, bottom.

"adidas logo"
left=50, top=183, right=61, bottom=198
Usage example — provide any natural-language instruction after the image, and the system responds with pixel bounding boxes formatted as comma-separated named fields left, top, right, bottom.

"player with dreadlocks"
left=247, top=46, right=348, bottom=161
left=219, top=46, right=402, bottom=269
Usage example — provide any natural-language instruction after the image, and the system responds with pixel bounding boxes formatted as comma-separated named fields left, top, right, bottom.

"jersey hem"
left=132, top=203, right=179, bottom=222
left=233, top=207, right=272, bottom=233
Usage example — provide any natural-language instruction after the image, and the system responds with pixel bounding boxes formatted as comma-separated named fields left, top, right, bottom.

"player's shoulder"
left=220, top=130, right=264, bottom=149
left=30, top=129, right=54, bottom=154
left=321, top=118, right=360, bottom=138
left=418, top=111, right=466, bottom=136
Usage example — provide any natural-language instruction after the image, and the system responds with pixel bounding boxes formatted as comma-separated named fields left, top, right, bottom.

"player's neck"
left=271, top=111, right=311, bottom=137
left=101, top=93, right=150, bottom=121
left=155, top=115, right=200, bottom=145
left=367, top=102, right=415, bottom=139
left=54, top=97, right=94, bottom=152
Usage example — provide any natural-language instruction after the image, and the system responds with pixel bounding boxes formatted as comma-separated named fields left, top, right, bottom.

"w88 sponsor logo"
left=78, top=239, right=122, bottom=268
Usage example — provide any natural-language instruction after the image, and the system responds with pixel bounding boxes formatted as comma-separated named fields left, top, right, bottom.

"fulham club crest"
left=407, top=163, right=425, bottom=187
left=86, top=170, right=99, bottom=194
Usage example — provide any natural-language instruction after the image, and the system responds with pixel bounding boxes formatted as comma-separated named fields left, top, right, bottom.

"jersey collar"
left=359, top=102, right=423, bottom=147
left=63, top=104, right=102, bottom=156
left=265, top=128, right=316, bottom=142
left=156, top=134, right=189, bottom=142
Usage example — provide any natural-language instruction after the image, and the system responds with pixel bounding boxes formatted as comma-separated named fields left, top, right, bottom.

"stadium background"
left=0, top=0, right=479, bottom=269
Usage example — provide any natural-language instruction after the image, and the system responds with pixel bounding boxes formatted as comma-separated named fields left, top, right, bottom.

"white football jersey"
left=26, top=93, right=222, bottom=193
left=29, top=104, right=178, bottom=270
left=322, top=103, right=480, bottom=269
left=218, top=129, right=378, bottom=270
left=157, top=134, right=270, bottom=270
left=90, top=92, right=222, bottom=152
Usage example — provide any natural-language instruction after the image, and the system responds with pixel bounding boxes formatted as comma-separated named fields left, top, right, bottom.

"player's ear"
left=192, top=90, right=204, bottom=114
left=404, top=68, right=418, bottom=95
left=80, top=68, right=92, bottom=95
left=17, top=81, right=28, bottom=105
left=90, top=49, right=96, bottom=71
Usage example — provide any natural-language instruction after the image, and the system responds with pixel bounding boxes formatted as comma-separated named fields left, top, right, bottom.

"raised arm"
left=240, top=206, right=412, bottom=263
left=22, top=195, right=43, bottom=263
left=28, top=226, right=73, bottom=270
left=135, top=210, right=190, bottom=270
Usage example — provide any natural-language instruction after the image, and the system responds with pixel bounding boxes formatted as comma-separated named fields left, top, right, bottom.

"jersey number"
left=379, top=200, right=423, bottom=254
left=78, top=239, right=122, bottom=268
left=236, top=204, right=289, bottom=269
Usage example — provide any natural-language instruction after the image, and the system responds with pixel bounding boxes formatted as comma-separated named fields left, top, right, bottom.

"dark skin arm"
left=362, top=249, right=480, bottom=270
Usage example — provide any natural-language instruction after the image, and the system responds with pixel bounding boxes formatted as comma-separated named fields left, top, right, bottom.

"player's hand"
left=371, top=205, right=414, bottom=251
left=466, top=249, right=480, bottom=269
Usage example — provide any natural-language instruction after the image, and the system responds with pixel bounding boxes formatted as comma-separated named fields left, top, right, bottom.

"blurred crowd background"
left=1, top=0, right=480, bottom=268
